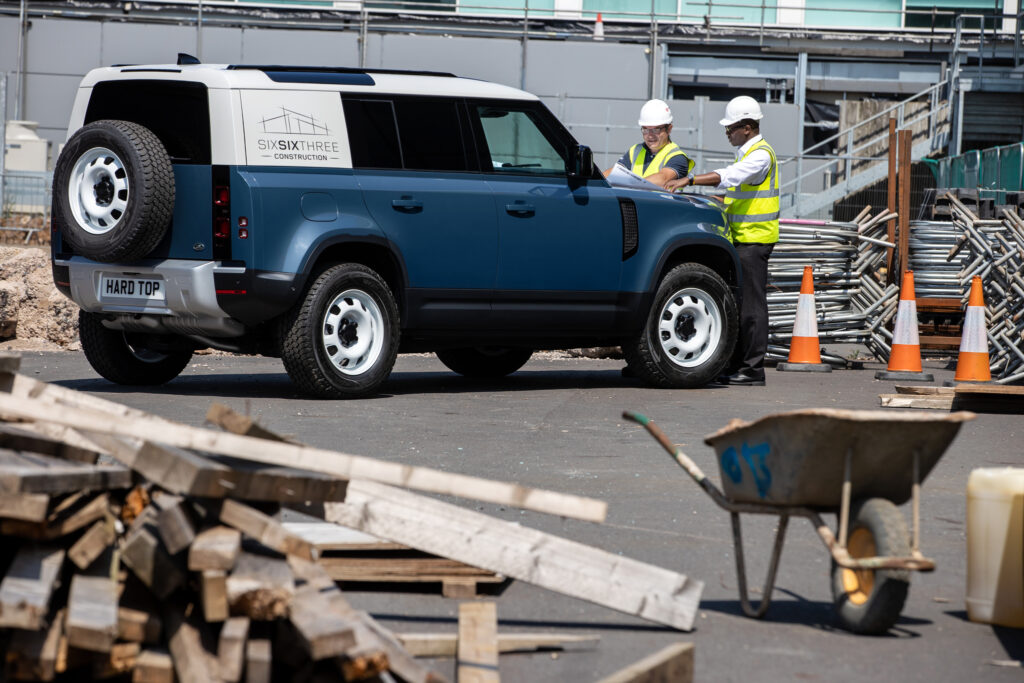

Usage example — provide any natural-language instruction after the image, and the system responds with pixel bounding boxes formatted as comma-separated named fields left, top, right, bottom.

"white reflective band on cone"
left=960, top=306, right=989, bottom=354
left=793, top=293, right=819, bottom=337
left=892, top=300, right=921, bottom=345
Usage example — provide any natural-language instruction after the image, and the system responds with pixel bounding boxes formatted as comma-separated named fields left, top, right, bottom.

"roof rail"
left=227, top=65, right=456, bottom=78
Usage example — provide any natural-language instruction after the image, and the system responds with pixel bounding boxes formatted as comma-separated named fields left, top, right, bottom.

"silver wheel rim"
left=657, top=287, right=723, bottom=368
left=68, top=146, right=129, bottom=235
left=321, top=288, right=385, bottom=375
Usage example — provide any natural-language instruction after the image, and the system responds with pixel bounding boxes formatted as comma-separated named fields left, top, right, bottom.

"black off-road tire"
left=78, top=310, right=193, bottom=386
left=831, top=498, right=912, bottom=635
left=436, top=347, right=533, bottom=378
left=623, top=263, right=737, bottom=388
left=280, top=264, right=400, bottom=399
left=53, top=119, right=174, bottom=263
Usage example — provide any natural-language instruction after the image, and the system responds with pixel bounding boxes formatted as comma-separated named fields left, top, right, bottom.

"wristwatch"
left=687, top=172, right=695, bottom=182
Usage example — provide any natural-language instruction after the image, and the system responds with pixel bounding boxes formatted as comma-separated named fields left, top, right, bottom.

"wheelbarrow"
left=624, top=408, right=975, bottom=634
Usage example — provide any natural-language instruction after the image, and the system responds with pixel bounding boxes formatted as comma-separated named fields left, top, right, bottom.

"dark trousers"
left=731, top=242, right=775, bottom=378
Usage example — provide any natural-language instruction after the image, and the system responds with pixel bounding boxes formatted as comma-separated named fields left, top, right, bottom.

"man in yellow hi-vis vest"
left=666, top=95, right=778, bottom=386
left=603, top=99, right=695, bottom=189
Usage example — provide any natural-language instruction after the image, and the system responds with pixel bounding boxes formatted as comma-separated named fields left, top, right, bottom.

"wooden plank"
left=68, top=518, right=117, bottom=570
left=595, top=642, right=695, bottom=683
left=318, top=555, right=504, bottom=583
left=121, top=525, right=185, bottom=600
left=395, top=632, right=599, bottom=657
left=0, top=449, right=132, bottom=494
left=0, top=490, right=50, bottom=522
left=289, top=588, right=357, bottom=660
left=287, top=555, right=447, bottom=683
left=133, top=648, right=175, bottom=683
left=0, top=422, right=101, bottom=464
left=66, top=575, right=119, bottom=652
left=917, top=297, right=963, bottom=313
left=245, top=639, right=272, bottom=683
left=218, top=498, right=316, bottom=561
left=281, top=522, right=403, bottom=551
left=201, top=570, right=229, bottom=623
left=955, top=384, right=1024, bottom=396
left=217, top=617, right=250, bottom=683
left=878, top=394, right=954, bottom=410
left=207, top=403, right=299, bottom=444
left=0, top=545, right=66, bottom=629
left=1, top=492, right=110, bottom=540
left=189, top=526, right=242, bottom=571
left=0, top=394, right=607, bottom=522
left=153, top=492, right=197, bottom=556
left=165, top=605, right=221, bottom=683
left=6, top=608, right=64, bottom=681
left=458, top=602, right=500, bottom=683
left=325, top=481, right=704, bottom=632
left=225, top=552, right=295, bottom=621
left=118, top=606, right=162, bottom=644
left=92, top=642, right=140, bottom=679
left=894, top=385, right=955, bottom=395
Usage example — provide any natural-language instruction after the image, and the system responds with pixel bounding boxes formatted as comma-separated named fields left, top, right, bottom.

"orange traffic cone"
left=948, top=276, right=991, bottom=385
left=777, top=266, right=831, bottom=372
left=593, top=12, right=605, bottom=40
left=875, top=270, right=935, bottom=382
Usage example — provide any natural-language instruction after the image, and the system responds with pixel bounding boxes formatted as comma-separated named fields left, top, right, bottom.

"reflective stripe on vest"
left=629, top=142, right=694, bottom=178
left=724, top=139, right=780, bottom=244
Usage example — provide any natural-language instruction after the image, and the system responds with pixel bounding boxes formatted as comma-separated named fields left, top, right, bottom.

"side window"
left=342, top=98, right=403, bottom=170
left=474, top=105, right=567, bottom=175
left=393, top=99, right=470, bottom=172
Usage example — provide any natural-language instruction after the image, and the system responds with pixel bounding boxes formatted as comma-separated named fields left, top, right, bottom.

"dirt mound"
left=0, top=246, right=79, bottom=351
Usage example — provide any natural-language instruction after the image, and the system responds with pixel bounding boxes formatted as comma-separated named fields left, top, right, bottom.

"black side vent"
left=619, top=197, right=639, bottom=260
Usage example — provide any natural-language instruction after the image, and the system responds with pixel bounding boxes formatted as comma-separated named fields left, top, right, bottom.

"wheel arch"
left=299, top=237, right=408, bottom=315
left=653, top=238, right=740, bottom=293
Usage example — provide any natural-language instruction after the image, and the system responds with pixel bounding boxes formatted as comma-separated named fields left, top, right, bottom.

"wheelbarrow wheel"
left=830, top=498, right=911, bottom=635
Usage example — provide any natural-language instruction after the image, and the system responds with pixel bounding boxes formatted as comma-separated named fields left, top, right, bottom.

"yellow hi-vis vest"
left=724, top=138, right=780, bottom=244
left=629, top=142, right=694, bottom=179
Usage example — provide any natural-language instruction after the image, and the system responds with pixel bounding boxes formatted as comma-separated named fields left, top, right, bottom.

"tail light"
left=212, top=166, right=231, bottom=259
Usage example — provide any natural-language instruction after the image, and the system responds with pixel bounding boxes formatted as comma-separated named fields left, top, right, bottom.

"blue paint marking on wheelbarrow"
left=623, top=407, right=976, bottom=635
left=721, top=441, right=773, bottom=497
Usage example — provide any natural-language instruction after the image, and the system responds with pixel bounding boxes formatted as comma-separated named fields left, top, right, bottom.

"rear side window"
left=85, top=80, right=211, bottom=164
left=342, top=96, right=471, bottom=172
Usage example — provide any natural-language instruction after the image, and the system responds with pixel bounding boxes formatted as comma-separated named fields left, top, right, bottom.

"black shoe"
left=722, top=370, right=765, bottom=386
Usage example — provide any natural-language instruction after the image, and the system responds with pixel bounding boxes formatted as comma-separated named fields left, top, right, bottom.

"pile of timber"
left=0, top=354, right=702, bottom=682
left=879, top=384, right=1024, bottom=413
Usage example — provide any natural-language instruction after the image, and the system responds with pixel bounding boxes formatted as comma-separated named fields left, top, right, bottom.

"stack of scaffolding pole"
left=767, top=209, right=897, bottom=366
left=944, top=193, right=1024, bottom=384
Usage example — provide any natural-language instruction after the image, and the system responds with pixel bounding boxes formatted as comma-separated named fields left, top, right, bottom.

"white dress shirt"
left=714, top=134, right=772, bottom=189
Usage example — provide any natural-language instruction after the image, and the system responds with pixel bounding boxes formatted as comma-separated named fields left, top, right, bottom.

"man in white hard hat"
left=604, top=99, right=694, bottom=189
left=666, top=95, right=778, bottom=386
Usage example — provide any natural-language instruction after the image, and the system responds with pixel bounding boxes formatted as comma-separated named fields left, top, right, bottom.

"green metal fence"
left=939, top=143, right=1024, bottom=192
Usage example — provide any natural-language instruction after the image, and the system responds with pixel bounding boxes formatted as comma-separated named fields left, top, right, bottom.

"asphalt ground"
left=13, top=349, right=1024, bottom=682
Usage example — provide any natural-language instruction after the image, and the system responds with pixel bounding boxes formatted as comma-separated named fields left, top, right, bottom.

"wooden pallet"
left=283, top=522, right=507, bottom=598
left=879, top=384, right=1024, bottom=413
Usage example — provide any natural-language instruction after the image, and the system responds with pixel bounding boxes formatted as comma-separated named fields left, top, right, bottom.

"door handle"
left=391, top=198, right=423, bottom=213
left=505, top=202, right=535, bottom=217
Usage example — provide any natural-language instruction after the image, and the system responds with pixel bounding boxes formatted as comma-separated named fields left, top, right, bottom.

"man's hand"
left=664, top=175, right=690, bottom=192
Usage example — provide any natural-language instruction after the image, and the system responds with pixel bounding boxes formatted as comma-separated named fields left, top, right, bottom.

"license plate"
left=100, top=275, right=166, bottom=301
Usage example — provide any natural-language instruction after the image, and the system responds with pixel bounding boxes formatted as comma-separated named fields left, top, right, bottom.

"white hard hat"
left=719, top=96, right=764, bottom=127
left=638, top=99, right=673, bottom=127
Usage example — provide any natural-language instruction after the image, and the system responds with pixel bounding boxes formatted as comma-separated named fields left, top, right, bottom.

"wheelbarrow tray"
left=703, top=408, right=974, bottom=508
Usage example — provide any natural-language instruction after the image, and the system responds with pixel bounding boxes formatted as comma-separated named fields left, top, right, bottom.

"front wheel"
left=831, top=498, right=911, bottom=634
left=436, top=347, right=533, bottom=378
left=624, top=263, right=737, bottom=388
left=78, top=311, right=193, bottom=386
left=280, top=264, right=400, bottom=399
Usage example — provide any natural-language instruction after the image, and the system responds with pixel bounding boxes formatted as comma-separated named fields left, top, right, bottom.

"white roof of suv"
left=78, top=63, right=538, bottom=101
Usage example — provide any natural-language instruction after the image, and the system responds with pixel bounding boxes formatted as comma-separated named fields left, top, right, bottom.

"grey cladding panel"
left=27, top=19, right=103, bottom=74
left=101, top=23, right=197, bottom=68
left=0, top=18, right=20, bottom=68
left=24, top=74, right=84, bottom=135
left=195, top=26, right=244, bottom=65
left=240, top=28, right=360, bottom=67
left=374, top=35, right=521, bottom=87
left=526, top=41, right=648, bottom=100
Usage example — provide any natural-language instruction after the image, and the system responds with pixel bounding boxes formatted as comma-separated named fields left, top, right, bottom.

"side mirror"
left=566, top=145, right=594, bottom=179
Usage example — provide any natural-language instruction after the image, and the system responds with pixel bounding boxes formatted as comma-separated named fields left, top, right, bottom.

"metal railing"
left=0, top=170, right=51, bottom=244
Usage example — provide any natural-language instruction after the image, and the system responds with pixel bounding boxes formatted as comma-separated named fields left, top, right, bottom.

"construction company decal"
left=241, top=90, right=352, bottom=168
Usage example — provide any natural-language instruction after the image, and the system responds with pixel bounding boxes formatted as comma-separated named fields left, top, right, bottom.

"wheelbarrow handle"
left=623, top=410, right=731, bottom=509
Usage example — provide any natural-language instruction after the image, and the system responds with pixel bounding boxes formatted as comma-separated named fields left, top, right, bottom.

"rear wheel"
left=624, top=263, right=737, bottom=388
left=831, top=498, right=911, bottom=634
left=78, top=311, right=193, bottom=385
left=280, top=263, right=399, bottom=399
left=436, top=347, right=533, bottom=378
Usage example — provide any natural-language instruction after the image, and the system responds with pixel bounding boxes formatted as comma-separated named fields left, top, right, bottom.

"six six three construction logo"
left=241, top=90, right=351, bottom=167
